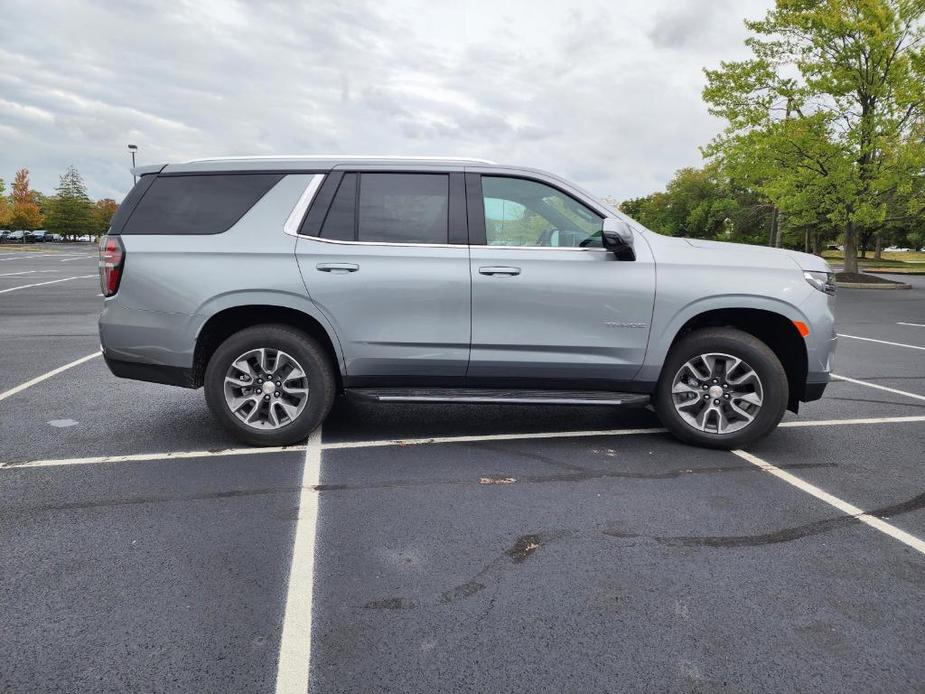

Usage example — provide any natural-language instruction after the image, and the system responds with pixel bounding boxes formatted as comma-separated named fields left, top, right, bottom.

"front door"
left=296, top=171, right=470, bottom=382
left=467, top=174, right=656, bottom=388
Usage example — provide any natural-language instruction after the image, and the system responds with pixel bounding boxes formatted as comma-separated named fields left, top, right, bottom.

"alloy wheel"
left=670, top=352, right=764, bottom=434
left=222, top=348, right=309, bottom=430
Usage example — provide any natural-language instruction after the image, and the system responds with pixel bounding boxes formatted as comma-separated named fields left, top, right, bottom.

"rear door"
left=295, top=170, right=470, bottom=383
left=466, top=172, right=656, bottom=387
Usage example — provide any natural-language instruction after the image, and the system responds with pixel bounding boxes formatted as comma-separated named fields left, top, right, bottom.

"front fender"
left=636, top=292, right=811, bottom=383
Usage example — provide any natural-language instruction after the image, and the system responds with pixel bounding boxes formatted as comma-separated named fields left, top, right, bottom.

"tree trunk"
left=811, top=232, right=822, bottom=256
left=874, top=233, right=882, bottom=260
left=768, top=206, right=778, bottom=247
left=804, top=228, right=810, bottom=253
left=843, top=222, right=859, bottom=274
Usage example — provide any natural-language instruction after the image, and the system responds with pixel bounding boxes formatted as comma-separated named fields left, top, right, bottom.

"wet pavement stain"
left=439, top=532, right=555, bottom=604
left=506, top=534, right=541, bottom=563
left=364, top=597, right=416, bottom=610
left=602, top=491, right=925, bottom=548
left=438, top=581, right=486, bottom=604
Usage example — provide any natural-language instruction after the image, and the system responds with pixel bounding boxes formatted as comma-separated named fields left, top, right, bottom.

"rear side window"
left=122, top=173, right=283, bottom=235
left=358, top=174, right=448, bottom=244
left=108, top=174, right=156, bottom=234
left=320, top=173, right=357, bottom=241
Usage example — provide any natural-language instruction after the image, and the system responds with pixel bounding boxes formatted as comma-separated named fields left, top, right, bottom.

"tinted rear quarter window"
left=320, top=173, right=357, bottom=241
left=358, top=173, right=448, bottom=244
left=122, top=173, right=283, bottom=235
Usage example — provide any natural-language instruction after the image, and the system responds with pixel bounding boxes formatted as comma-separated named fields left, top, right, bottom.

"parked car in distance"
left=46, top=233, right=64, bottom=242
left=0, top=230, right=10, bottom=241
left=8, top=230, right=30, bottom=242
left=31, top=230, right=48, bottom=242
left=98, top=156, right=837, bottom=449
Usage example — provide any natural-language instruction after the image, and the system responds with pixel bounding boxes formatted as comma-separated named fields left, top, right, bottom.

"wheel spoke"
left=735, top=391, right=763, bottom=407
left=229, top=394, right=259, bottom=413
left=277, top=400, right=300, bottom=422
left=672, top=380, right=700, bottom=395
left=728, top=400, right=755, bottom=422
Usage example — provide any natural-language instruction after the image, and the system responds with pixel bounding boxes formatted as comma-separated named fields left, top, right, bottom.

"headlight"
left=804, top=270, right=836, bottom=295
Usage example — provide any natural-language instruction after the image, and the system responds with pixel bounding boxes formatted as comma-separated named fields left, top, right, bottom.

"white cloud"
left=0, top=0, right=771, bottom=201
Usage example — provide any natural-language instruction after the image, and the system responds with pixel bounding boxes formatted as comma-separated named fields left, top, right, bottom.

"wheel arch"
left=192, top=301, right=345, bottom=390
left=664, top=307, right=808, bottom=412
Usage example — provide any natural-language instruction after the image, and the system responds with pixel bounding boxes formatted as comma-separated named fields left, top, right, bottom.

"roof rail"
left=184, top=155, right=497, bottom=164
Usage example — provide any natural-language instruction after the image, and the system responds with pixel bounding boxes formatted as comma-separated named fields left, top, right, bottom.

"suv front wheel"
left=204, top=325, right=336, bottom=446
left=654, top=328, right=788, bottom=449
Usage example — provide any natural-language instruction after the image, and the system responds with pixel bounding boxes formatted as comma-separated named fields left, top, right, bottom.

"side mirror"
left=602, top=218, right=635, bottom=260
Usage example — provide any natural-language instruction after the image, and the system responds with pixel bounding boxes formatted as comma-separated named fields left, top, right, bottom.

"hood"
left=682, top=238, right=831, bottom=272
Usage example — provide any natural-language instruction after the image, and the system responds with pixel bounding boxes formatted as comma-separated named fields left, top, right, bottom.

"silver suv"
left=98, top=156, right=836, bottom=449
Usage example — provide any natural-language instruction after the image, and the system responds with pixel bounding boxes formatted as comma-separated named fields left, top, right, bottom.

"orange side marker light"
left=793, top=321, right=810, bottom=338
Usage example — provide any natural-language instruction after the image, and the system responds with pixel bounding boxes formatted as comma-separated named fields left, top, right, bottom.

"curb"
left=836, top=282, right=912, bottom=289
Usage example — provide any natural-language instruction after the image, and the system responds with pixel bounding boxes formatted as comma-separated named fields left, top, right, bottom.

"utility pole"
left=128, top=144, right=138, bottom=184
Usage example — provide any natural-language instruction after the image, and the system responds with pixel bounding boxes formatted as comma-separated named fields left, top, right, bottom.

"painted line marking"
left=0, top=274, right=96, bottom=294
left=0, top=253, right=62, bottom=261
left=831, top=374, right=925, bottom=402
left=898, top=322, right=925, bottom=328
left=0, top=270, right=37, bottom=278
left=3, top=415, right=925, bottom=470
left=732, top=449, right=925, bottom=555
left=0, top=352, right=101, bottom=404
left=60, top=256, right=94, bottom=262
left=837, top=333, right=925, bottom=352
left=324, top=426, right=667, bottom=450
left=274, top=427, right=322, bottom=694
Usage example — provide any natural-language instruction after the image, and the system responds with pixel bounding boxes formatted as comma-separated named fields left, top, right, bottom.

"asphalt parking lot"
left=1, top=245, right=923, bottom=693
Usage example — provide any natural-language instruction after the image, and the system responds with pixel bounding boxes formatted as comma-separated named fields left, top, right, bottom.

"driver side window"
left=481, top=176, right=603, bottom=248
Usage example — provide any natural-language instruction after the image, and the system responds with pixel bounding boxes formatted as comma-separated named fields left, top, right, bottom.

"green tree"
left=47, top=166, right=95, bottom=239
left=0, top=178, right=9, bottom=228
left=92, top=198, right=119, bottom=236
left=619, top=164, right=774, bottom=245
left=8, top=168, right=44, bottom=231
left=703, top=0, right=925, bottom=273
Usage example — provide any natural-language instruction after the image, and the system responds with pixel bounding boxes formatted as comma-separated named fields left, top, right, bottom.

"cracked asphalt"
left=1, top=246, right=924, bottom=693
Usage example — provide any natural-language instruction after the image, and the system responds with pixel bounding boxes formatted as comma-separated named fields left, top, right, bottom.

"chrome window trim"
left=297, top=235, right=462, bottom=249
left=283, top=174, right=325, bottom=237
left=299, top=236, right=609, bottom=251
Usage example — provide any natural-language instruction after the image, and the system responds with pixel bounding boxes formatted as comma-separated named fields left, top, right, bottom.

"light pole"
left=128, top=144, right=138, bottom=184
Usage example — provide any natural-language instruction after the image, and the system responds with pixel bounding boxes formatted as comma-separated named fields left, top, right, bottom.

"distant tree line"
left=619, top=0, right=925, bottom=270
left=0, top=167, right=118, bottom=239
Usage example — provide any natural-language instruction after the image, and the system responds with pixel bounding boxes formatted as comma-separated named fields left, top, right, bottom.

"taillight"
left=99, top=235, right=125, bottom=297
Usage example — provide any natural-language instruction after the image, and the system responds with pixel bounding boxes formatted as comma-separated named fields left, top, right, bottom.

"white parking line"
left=0, top=352, right=101, bottom=404
left=3, top=415, right=924, bottom=470
left=60, top=256, right=94, bottom=262
left=0, top=253, right=60, bottom=261
left=732, top=449, right=925, bottom=555
left=837, top=333, right=925, bottom=351
left=275, top=427, right=322, bottom=694
left=898, top=322, right=925, bottom=328
left=831, top=374, right=925, bottom=402
left=0, top=270, right=36, bottom=277
left=0, top=274, right=96, bottom=294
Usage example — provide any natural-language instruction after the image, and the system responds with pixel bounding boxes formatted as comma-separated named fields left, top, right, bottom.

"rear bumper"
left=104, top=354, right=196, bottom=388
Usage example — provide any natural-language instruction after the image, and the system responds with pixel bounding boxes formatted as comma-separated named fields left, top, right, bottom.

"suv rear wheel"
left=204, top=325, right=336, bottom=446
left=654, top=327, right=788, bottom=449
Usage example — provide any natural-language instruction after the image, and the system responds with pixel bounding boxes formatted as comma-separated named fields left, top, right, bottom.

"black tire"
left=653, top=327, right=788, bottom=449
left=204, top=324, right=336, bottom=446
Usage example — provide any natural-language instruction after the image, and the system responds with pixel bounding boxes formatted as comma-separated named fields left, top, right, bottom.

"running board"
left=347, top=388, right=650, bottom=407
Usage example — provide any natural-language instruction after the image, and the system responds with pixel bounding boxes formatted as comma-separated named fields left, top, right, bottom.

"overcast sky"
left=0, top=0, right=771, bottom=203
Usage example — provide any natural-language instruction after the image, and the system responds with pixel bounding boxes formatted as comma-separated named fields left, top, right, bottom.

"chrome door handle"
left=479, top=266, right=521, bottom=276
left=316, top=263, right=359, bottom=273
